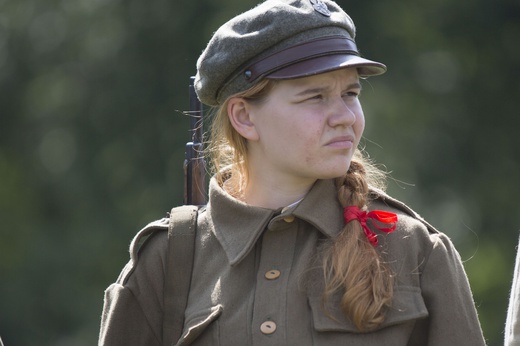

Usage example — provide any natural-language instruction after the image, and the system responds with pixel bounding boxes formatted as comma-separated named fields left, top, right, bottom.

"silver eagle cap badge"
left=310, top=0, right=331, bottom=17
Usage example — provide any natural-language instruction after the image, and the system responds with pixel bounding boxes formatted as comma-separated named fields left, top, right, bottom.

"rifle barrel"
left=184, top=76, right=207, bottom=205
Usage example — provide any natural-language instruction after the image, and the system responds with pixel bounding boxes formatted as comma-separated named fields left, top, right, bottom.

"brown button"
left=283, top=215, right=295, bottom=223
left=260, top=321, right=277, bottom=335
left=265, top=270, right=281, bottom=280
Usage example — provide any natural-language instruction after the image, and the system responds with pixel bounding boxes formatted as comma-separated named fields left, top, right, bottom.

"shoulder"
left=368, top=188, right=440, bottom=240
left=367, top=189, right=465, bottom=289
left=120, top=205, right=203, bottom=285
left=117, top=217, right=170, bottom=285
left=367, top=188, right=454, bottom=263
left=369, top=188, right=437, bottom=235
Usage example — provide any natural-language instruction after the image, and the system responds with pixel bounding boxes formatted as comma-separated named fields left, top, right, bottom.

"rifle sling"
left=163, top=205, right=199, bottom=346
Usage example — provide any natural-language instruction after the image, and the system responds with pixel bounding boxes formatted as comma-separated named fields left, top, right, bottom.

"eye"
left=342, top=90, right=361, bottom=100
left=298, top=94, right=324, bottom=103
left=343, top=91, right=359, bottom=97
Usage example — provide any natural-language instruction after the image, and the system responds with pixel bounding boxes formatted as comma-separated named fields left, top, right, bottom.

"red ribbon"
left=343, top=206, right=398, bottom=246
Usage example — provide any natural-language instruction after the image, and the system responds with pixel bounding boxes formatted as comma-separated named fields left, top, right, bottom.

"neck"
left=237, top=171, right=316, bottom=210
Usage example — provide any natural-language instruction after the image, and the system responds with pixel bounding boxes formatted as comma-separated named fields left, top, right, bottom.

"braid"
left=322, top=156, right=394, bottom=331
left=337, top=160, right=368, bottom=208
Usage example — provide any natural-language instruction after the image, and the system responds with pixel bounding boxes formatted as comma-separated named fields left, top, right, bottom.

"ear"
left=227, top=97, right=259, bottom=141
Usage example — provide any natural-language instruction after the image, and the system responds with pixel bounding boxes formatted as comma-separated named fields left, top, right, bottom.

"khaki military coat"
left=99, top=178, right=486, bottom=346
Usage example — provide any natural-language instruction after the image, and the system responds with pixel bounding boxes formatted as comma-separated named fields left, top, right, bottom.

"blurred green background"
left=0, top=0, right=518, bottom=345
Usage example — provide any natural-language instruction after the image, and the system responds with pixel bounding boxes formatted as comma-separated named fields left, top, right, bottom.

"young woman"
left=99, top=0, right=486, bottom=345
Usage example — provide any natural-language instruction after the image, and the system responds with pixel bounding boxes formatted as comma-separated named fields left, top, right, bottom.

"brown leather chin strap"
left=243, top=36, right=359, bottom=82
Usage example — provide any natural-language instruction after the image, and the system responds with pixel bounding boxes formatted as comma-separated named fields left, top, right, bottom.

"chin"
left=330, top=162, right=352, bottom=176
left=305, top=160, right=352, bottom=180
left=316, top=167, right=350, bottom=180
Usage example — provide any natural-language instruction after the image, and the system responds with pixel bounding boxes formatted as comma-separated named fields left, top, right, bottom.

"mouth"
left=325, top=135, right=355, bottom=149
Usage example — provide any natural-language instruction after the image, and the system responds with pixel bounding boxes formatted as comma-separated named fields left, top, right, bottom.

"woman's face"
left=239, top=68, right=365, bottom=186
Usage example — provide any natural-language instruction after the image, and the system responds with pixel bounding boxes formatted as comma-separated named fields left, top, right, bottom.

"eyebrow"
left=294, top=82, right=362, bottom=97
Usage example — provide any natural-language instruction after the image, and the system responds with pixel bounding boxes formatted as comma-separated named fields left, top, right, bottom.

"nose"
left=327, top=97, right=357, bottom=128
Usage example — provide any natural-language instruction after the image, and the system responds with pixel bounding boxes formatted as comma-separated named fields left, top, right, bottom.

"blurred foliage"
left=0, top=0, right=518, bottom=345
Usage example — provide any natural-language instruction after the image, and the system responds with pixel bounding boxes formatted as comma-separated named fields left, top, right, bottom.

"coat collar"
left=207, top=177, right=343, bottom=266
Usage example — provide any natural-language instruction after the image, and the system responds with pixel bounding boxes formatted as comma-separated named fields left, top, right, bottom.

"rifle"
left=183, top=76, right=207, bottom=205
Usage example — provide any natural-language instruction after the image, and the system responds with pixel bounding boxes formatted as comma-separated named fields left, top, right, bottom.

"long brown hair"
left=323, top=159, right=394, bottom=331
left=207, top=78, right=394, bottom=331
left=207, top=79, right=276, bottom=197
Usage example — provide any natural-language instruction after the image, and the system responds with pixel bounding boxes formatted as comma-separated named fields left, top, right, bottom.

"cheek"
left=303, top=127, right=326, bottom=164
left=355, top=110, right=365, bottom=138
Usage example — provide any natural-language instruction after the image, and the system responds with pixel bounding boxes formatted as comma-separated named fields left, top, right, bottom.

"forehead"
left=271, top=68, right=360, bottom=92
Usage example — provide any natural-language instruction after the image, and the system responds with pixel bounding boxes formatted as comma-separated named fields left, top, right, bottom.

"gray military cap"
left=195, top=0, right=386, bottom=106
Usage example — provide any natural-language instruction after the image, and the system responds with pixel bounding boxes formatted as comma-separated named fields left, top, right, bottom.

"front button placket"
left=252, top=218, right=298, bottom=345
left=265, top=269, right=281, bottom=280
left=260, top=321, right=277, bottom=335
left=281, top=207, right=296, bottom=223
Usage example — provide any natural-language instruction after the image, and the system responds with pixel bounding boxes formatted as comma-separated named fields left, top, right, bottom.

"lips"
left=325, top=135, right=355, bottom=149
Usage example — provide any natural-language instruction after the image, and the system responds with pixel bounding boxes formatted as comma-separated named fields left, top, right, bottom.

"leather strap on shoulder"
left=162, top=205, right=199, bottom=346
